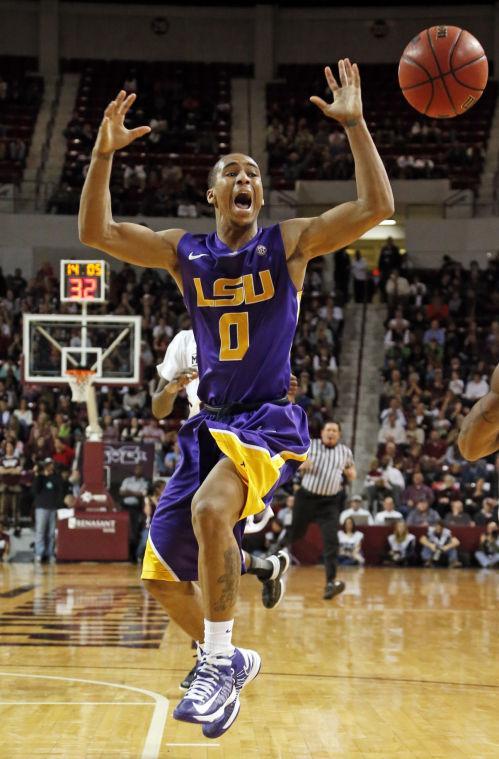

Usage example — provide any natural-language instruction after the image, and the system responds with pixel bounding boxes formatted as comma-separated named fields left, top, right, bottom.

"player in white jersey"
left=152, top=329, right=289, bottom=689
left=154, top=329, right=200, bottom=418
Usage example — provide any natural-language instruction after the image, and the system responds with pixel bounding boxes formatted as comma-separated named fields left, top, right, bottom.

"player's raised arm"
left=78, top=91, right=184, bottom=280
left=282, top=60, right=394, bottom=274
left=458, top=364, right=499, bottom=461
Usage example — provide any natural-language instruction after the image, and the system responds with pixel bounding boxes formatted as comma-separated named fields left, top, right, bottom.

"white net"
left=66, top=370, right=96, bottom=403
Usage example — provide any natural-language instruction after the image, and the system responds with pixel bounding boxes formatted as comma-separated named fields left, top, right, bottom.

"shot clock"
left=60, top=260, right=109, bottom=303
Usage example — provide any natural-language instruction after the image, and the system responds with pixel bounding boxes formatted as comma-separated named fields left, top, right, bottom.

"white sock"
left=203, top=619, right=234, bottom=656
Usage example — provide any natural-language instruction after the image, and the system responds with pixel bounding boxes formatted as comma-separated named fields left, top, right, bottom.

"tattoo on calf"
left=213, top=546, right=240, bottom=612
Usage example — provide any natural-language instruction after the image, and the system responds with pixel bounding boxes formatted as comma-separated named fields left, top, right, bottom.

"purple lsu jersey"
left=177, top=224, right=299, bottom=406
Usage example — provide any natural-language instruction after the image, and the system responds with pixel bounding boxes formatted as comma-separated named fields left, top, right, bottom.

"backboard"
left=23, top=313, right=142, bottom=385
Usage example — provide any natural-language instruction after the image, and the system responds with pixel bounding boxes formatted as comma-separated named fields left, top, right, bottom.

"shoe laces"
left=184, top=653, right=232, bottom=703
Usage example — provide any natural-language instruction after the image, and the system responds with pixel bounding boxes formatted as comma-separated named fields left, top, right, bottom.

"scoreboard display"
left=60, top=260, right=109, bottom=303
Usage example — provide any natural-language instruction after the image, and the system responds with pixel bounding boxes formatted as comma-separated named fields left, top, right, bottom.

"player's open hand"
left=94, top=91, right=151, bottom=156
left=310, top=60, right=363, bottom=126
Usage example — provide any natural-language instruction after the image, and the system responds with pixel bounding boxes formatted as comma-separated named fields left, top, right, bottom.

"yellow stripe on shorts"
left=208, top=427, right=307, bottom=520
left=140, top=536, right=179, bottom=582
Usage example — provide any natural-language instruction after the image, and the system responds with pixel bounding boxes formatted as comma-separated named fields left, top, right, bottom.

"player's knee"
left=191, top=496, right=230, bottom=533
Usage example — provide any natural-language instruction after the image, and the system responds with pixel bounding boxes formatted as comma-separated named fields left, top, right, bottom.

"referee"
left=289, top=420, right=356, bottom=599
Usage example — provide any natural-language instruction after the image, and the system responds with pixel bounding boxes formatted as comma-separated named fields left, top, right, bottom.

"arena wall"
left=1, top=213, right=496, bottom=277
left=0, top=2, right=496, bottom=68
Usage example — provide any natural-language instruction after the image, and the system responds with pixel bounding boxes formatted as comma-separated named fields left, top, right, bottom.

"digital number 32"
left=219, top=312, right=249, bottom=361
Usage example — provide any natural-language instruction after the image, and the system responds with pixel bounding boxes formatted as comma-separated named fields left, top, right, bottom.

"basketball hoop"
left=66, top=368, right=96, bottom=403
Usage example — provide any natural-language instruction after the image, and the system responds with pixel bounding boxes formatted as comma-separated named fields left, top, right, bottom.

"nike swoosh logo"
left=189, top=252, right=208, bottom=260
left=192, top=689, right=221, bottom=714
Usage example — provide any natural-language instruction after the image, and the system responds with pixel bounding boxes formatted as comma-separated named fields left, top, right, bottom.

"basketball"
left=398, top=26, right=488, bottom=118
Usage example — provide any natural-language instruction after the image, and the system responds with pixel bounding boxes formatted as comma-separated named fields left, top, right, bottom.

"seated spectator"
left=403, top=471, right=435, bottom=509
left=52, top=436, right=75, bottom=468
left=444, top=498, right=474, bottom=527
left=380, top=398, right=406, bottom=427
left=375, top=495, right=404, bottom=525
left=311, top=371, right=336, bottom=415
left=405, top=417, right=425, bottom=446
left=123, top=387, right=147, bottom=417
left=420, top=521, right=461, bottom=567
left=339, top=495, right=373, bottom=526
left=363, top=458, right=397, bottom=513
left=426, top=294, right=450, bottom=322
left=406, top=498, right=440, bottom=527
left=380, top=455, right=405, bottom=507
left=464, top=371, right=489, bottom=401
left=448, top=369, right=464, bottom=397
left=101, top=415, right=119, bottom=442
left=474, top=497, right=498, bottom=526
left=384, top=521, right=416, bottom=566
left=475, top=522, right=499, bottom=569
left=423, top=319, right=445, bottom=346
left=337, top=517, right=365, bottom=565
left=378, top=411, right=407, bottom=446
left=422, top=429, right=448, bottom=467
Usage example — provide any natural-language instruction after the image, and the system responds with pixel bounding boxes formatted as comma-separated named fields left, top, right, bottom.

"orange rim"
left=66, top=369, right=96, bottom=382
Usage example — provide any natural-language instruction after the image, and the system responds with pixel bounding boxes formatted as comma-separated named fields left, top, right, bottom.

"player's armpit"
left=84, top=221, right=185, bottom=277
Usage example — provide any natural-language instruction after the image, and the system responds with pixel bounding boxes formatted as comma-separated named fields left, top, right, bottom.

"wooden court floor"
left=0, top=562, right=498, bottom=759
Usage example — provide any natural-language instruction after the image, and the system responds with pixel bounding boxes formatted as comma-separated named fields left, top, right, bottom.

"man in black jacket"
left=32, top=458, right=64, bottom=563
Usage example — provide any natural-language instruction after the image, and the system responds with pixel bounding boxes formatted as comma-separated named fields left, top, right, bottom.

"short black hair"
left=207, top=157, right=222, bottom=189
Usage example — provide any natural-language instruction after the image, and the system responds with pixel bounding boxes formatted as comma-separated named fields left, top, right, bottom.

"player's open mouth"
left=233, top=192, right=252, bottom=211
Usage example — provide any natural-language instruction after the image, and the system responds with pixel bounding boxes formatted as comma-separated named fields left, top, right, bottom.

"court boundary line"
left=3, top=663, right=498, bottom=691
left=0, top=671, right=169, bottom=759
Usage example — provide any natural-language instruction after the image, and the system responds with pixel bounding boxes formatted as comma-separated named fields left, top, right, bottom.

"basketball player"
left=79, top=59, right=393, bottom=737
left=153, top=327, right=292, bottom=690
left=458, top=363, right=499, bottom=460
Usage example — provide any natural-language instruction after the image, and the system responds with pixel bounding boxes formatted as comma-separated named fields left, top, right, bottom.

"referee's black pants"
left=288, top=487, right=344, bottom=583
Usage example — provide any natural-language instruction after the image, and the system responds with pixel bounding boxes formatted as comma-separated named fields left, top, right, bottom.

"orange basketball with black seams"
left=398, top=26, right=488, bottom=118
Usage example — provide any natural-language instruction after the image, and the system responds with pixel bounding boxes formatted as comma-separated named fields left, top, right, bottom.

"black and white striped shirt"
left=301, top=439, right=354, bottom=496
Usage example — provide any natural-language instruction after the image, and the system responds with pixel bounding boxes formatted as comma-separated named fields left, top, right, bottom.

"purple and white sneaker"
left=202, top=647, right=261, bottom=739
left=173, top=652, right=236, bottom=725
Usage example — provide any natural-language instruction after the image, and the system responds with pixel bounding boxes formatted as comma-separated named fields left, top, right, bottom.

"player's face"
left=207, top=154, right=264, bottom=226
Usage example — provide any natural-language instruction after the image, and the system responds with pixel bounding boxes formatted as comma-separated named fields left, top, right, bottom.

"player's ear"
left=206, top=188, right=215, bottom=205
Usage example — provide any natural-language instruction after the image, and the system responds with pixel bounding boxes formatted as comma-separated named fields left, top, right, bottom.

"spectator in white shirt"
left=378, top=412, right=407, bottom=446
left=338, top=517, right=365, bottom=565
left=375, top=496, right=404, bottom=525
left=380, top=399, right=406, bottom=427
left=464, top=371, right=489, bottom=401
left=448, top=370, right=464, bottom=397
left=339, top=495, right=373, bottom=525
left=384, top=521, right=416, bottom=566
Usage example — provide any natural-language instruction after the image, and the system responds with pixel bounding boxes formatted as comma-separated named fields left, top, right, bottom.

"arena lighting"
left=379, top=219, right=396, bottom=225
